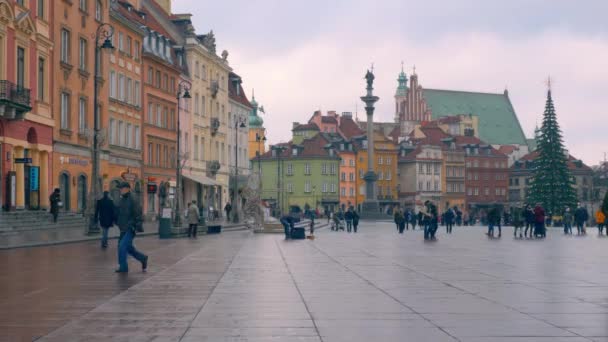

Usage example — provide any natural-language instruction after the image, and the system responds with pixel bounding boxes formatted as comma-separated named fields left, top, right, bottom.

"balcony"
left=206, top=160, right=221, bottom=176
left=0, top=80, right=31, bottom=120
left=210, top=117, right=220, bottom=136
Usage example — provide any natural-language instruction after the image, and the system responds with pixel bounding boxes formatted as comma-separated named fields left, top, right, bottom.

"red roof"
left=515, top=151, right=592, bottom=171
left=498, top=145, right=518, bottom=155
left=228, top=73, right=252, bottom=109
left=115, top=1, right=147, bottom=27
left=321, top=116, right=338, bottom=124
left=419, top=127, right=450, bottom=141
left=293, top=123, right=320, bottom=131
left=259, top=135, right=337, bottom=160
left=339, top=116, right=364, bottom=139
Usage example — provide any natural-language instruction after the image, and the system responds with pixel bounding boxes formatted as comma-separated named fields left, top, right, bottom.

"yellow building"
left=248, top=94, right=266, bottom=168
left=354, top=130, right=398, bottom=213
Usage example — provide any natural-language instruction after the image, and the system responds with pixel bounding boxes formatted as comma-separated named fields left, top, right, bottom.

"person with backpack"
left=114, top=182, right=148, bottom=273
left=574, top=204, right=589, bottom=235
left=444, top=206, right=455, bottom=234
left=95, top=191, right=115, bottom=249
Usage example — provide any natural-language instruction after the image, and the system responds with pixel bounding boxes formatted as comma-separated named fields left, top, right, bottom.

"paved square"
left=2, top=222, right=608, bottom=341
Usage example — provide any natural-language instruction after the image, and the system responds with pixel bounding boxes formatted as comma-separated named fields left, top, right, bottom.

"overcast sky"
left=173, top=0, right=608, bottom=166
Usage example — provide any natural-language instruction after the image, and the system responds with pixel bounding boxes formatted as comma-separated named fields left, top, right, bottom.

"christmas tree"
left=527, top=87, right=577, bottom=214
left=602, top=191, right=608, bottom=215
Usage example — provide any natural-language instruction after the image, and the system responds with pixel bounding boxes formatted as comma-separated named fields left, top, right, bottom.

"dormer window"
left=272, top=149, right=277, bottom=157
left=340, top=143, right=344, bottom=151
left=362, top=140, right=368, bottom=149
left=292, top=149, right=298, bottom=156
left=329, top=149, right=334, bottom=157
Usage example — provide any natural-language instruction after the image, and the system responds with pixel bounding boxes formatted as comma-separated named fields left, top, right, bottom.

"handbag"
left=57, top=201, right=63, bottom=208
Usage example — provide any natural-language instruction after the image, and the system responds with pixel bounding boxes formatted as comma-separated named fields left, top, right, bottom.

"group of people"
left=93, top=182, right=148, bottom=273
left=330, top=207, right=360, bottom=233
left=393, top=201, right=440, bottom=240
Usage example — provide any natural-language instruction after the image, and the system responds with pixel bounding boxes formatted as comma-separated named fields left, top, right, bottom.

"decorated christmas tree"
left=527, top=86, right=577, bottom=214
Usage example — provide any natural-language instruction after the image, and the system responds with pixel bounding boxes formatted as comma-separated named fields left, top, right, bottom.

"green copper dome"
left=396, top=68, right=408, bottom=97
left=249, top=90, right=264, bottom=128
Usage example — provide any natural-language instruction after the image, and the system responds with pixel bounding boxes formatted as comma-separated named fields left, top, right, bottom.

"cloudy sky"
left=173, top=0, right=608, bottom=166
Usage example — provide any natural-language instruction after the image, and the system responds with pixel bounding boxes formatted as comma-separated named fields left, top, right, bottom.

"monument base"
left=359, top=200, right=386, bottom=220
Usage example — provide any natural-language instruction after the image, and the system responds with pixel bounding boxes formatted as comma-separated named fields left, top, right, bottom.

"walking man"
left=487, top=206, right=501, bottom=238
left=114, top=182, right=148, bottom=273
left=524, top=205, right=535, bottom=238
left=49, top=188, right=61, bottom=223
left=534, top=203, right=546, bottom=238
left=345, top=207, right=354, bottom=233
left=224, top=202, right=232, bottom=221
left=512, top=206, right=524, bottom=238
left=95, top=191, right=115, bottom=249
left=595, top=208, right=605, bottom=235
left=352, top=209, right=360, bottom=233
left=563, top=207, right=573, bottom=235
left=396, top=209, right=406, bottom=234
left=574, top=204, right=588, bottom=235
left=445, top=206, right=455, bottom=234
left=187, top=200, right=200, bottom=238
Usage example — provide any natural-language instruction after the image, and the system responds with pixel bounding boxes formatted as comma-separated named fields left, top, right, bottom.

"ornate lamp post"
left=255, top=133, right=266, bottom=175
left=174, top=80, right=191, bottom=227
left=87, top=23, right=114, bottom=235
left=232, top=116, right=246, bottom=222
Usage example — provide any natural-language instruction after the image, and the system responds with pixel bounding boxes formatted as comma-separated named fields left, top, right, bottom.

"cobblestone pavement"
left=2, top=223, right=608, bottom=341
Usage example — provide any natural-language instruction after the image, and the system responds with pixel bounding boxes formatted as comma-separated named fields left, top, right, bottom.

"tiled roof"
left=423, top=89, right=527, bottom=146
left=292, top=123, right=320, bottom=132
left=115, top=1, right=146, bottom=26
left=498, top=145, right=518, bottom=155
left=339, top=116, right=364, bottom=139
left=436, top=116, right=462, bottom=124
left=140, top=7, right=176, bottom=42
left=514, top=151, right=592, bottom=171
left=259, top=135, right=337, bottom=160
left=228, top=73, right=252, bottom=109
left=321, top=116, right=338, bottom=124
left=452, top=135, right=507, bottom=157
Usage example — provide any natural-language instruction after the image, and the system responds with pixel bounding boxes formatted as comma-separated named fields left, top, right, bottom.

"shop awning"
left=182, top=173, right=222, bottom=186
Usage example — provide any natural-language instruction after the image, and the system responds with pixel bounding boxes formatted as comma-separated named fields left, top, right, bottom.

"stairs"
left=0, top=210, right=88, bottom=232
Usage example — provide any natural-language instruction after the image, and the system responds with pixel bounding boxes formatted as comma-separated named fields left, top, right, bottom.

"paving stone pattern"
left=3, top=223, right=608, bottom=341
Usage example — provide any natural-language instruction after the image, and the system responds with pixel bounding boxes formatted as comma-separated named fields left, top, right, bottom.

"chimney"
left=154, top=0, right=172, bottom=15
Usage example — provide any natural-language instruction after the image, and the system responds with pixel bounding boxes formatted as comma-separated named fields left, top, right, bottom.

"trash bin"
left=207, top=225, right=222, bottom=234
left=159, top=217, right=172, bottom=239
left=159, top=207, right=172, bottom=239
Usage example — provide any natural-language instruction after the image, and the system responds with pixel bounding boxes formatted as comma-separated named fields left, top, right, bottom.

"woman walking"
left=49, top=188, right=61, bottom=223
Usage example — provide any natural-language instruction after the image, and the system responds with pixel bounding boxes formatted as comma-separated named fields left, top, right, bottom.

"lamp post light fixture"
left=174, top=80, right=191, bottom=227
left=255, top=133, right=266, bottom=175
left=270, top=145, right=287, bottom=216
left=232, top=116, right=247, bottom=223
left=88, top=23, right=114, bottom=235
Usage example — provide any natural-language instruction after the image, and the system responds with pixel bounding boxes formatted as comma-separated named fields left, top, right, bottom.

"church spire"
left=395, top=61, right=408, bottom=97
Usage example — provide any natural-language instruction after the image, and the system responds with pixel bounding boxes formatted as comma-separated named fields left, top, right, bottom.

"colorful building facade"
left=0, top=0, right=54, bottom=211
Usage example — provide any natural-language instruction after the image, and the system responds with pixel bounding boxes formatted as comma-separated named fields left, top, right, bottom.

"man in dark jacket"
left=49, top=188, right=61, bottom=223
left=534, top=203, right=546, bottom=238
left=524, top=205, right=535, bottom=238
left=345, top=207, right=354, bottom=233
left=487, top=206, right=501, bottom=237
left=444, top=207, right=455, bottom=234
left=574, top=204, right=588, bottom=235
left=114, top=182, right=148, bottom=273
left=95, top=191, right=115, bottom=249
left=280, top=214, right=294, bottom=240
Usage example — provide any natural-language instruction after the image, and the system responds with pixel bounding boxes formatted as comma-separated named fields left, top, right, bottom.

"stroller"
left=331, top=212, right=346, bottom=231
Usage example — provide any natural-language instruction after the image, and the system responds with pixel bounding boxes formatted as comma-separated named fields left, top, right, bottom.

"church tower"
left=394, top=63, right=408, bottom=123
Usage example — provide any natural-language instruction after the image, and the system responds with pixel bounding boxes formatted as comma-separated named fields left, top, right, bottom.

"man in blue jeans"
left=114, top=182, right=148, bottom=273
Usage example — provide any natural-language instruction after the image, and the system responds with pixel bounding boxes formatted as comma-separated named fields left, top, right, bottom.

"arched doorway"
left=77, top=174, right=87, bottom=213
left=59, top=172, right=70, bottom=211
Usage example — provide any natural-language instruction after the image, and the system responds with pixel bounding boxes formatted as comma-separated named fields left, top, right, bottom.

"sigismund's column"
left=360, top=68, right=381, bottom=218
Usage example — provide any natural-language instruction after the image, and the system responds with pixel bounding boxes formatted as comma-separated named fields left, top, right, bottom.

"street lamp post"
left=87, top=23, right=114, bottom=235
left=255, top=133, right=266, bottom=175
left=174, top=80, right=191, bottom=227
left=233, top=116, right=246, bottom=223
left=271, top=145, right=286, bottom=217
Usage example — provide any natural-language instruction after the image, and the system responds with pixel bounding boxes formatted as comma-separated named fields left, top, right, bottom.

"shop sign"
left=14, top=158, right=32, bottom=164
left=121, top=172, right=138, bottom=182
left=29, top=166, right=39, bottom=191
left=59, top=156, right=88, bottom=166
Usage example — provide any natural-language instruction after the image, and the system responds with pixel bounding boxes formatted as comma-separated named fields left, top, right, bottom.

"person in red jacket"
left=533, top=203, right=546, bottom=238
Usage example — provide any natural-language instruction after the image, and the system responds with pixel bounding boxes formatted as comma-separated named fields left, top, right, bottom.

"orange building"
left=51, top=0, right=110, bottom=213
left=247, top=93, right=266, bottom=162
left=353, top=130, right=398, bottom=213
left=105, top=1, right=145, bottom=202
left=140, top=4, right=182, bottom=219
left=0, top=0, right=54, bottom=210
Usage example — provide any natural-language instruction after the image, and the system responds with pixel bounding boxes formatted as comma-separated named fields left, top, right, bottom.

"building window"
left=359, top=169, right=364, bottom=179
left=485, top=187, right=490, bottom=196
left=134, top=125, right=140, bottom=150
left=109, top=118, right=116, bottom=145
left=95, top=0, right=102, bottom=21
left=156, top=104, right=161, bottom=127
left=147, top=67, right=153, bottom=84
left=426, top=181, right=431, bottom=191
left=287, top=163, right=293, bottom=176
left=134, top=81, right=140, bottom=106
left=387, top=171, right=391, bottom=180
left=349, top=188, right=354, bottom=196
left=118, top=121, right=124, bottom=146
left=467, top=188, right=472, bottom=196
left=331, top=183, right=336, bottom=193
left=37, top=0, right=45, bottom=18
left=156, top=71, right=161, bottom=88
left=79, top=38, right=87, bottom=71
left=79, top=0, right=87, bottom=12
left=117, top=73, right=124, bottom=101
left=147, top=143, right=153, bottom=165
left=193, top=136, right=199, bottom=160
left=305, top=163, right=311, bottom=175
left=126, top=123, right=132, bottom=148
left=378, top=156, right=383, bottom=164
left=78, top=98, right=86, bottom=132
left=322, top=183, right=328, bottom=193
left=37, top=58, right=45, bottom=101
left=330, top=163, right=336, bottom=175
left=126, top=77, right=132, bottom=104
left=61, top=30, right=70, bottom=64
left=287, top=183, right=293, bottom=193
left=60, top=92, right=70, bottom=130
left=378, top=171, right=383, bottom=180
left=109, top=70, right=116, bottom=98
left=163, top=146, right=168, bottom=168
left=156, top=144, right=161, bottom=167
left=305, top=181, right=311, bottom=193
